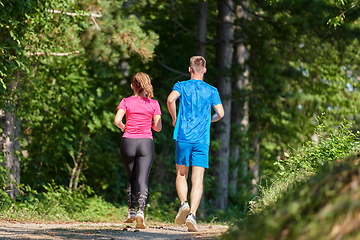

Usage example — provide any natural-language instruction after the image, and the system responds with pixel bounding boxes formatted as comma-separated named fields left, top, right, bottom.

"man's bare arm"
left=167, top=91, right=180, bottom=126
left=211, top=104, right=225, bottom=122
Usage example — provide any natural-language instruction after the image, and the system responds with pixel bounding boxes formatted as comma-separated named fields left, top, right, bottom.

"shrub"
left=221, top=154, right=360, bottom=240
left=221, top=120, right=360, bottom=240
left=250, top=120, right=359, bottom=213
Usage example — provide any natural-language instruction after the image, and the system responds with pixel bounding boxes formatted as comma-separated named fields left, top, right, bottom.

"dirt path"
left=0, top=221, right=228, bottom=239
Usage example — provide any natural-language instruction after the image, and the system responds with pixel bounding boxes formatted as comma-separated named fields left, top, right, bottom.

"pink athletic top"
left=117, top=96, right=161, bottom=139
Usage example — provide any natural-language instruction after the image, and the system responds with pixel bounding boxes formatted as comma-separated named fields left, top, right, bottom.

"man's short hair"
left=190, top=56, right=206, bottom=73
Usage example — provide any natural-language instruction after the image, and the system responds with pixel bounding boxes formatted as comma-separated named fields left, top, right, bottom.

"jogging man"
left=167, top=56, right=224, bottom=232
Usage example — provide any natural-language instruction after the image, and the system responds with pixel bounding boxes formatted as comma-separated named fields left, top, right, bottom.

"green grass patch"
left=0, top=182, right=127, bottom=223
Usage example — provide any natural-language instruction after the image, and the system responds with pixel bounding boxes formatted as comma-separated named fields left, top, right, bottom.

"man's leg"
left=185, top=166, right=205, bottom=232
left=176, top=164, right=189, bottom=203
left=175, top=164, right=190, bottom=224
left=189, top=166, right=205, bottom=216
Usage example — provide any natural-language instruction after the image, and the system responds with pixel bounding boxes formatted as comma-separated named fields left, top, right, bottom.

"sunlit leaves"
left=327, top=13, right=346, bottom=28
left=326, top=0, right=358, bottom=27
left=11, top=0, right=161, bottom=198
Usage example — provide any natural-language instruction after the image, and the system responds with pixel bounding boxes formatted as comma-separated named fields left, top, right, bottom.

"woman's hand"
left=114, top=109, right=126, bottom=132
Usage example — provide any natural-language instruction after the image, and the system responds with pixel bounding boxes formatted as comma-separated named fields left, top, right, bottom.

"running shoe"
left=135, top=211, right=146, bottom=229
left=175, top=201, right=190, bottom=225
left=124, top=209, right=136, bottom=223
left=185, top=213, right=199, bottom=232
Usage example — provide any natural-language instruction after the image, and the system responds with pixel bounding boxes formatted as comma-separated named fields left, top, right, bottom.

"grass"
left=0, top=183, right=127, bottom=223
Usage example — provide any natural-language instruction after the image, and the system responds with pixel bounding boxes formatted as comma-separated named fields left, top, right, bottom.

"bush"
left=221, top=120, right=360, bottom=240
left=251, top=120, right=359, bottom=213
left=221, top=154, right=360, bottom=240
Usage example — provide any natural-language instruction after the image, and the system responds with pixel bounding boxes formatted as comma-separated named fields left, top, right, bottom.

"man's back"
left=173, top=79, right=221, bottom=145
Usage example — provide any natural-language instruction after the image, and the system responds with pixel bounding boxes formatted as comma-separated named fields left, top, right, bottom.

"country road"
left=0, top=221, right=229, bottom=240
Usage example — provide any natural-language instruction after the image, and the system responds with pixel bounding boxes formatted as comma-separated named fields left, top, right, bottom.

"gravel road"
left=0, top=221, right=228, bottom=240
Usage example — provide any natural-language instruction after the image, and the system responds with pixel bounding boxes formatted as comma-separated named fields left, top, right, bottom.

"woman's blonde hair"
left=131, top=72, right=154, bottom=98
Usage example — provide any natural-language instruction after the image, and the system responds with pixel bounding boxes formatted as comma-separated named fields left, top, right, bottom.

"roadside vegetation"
left=221, top=120, right=360, bottom=240
left=0, top=183, right=125, bottom=223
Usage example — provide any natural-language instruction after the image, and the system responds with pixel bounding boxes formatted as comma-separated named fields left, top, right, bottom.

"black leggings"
left=120, top=137, right=154, bottom=212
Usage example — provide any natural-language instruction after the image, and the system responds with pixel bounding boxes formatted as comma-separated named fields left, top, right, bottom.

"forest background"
left=1, top=0, right=360, bottom=225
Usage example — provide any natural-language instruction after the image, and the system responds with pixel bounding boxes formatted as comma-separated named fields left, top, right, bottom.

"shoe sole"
left=135, top=215, right=146, bottom=229
left=124, top=217, right=135, bottom=223
left=175, top=207, right=190, bottom=225
left=185, top=219, right=199, bottom=232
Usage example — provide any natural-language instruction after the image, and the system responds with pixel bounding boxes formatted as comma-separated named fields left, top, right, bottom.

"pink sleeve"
left=153, top=100, right=161, bottom=116
left=117, top=99, right=126, bottom=110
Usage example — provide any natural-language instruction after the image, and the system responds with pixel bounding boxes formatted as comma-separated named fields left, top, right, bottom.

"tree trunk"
left=0, top=83, right=20, bottom=200
left=197, top=0, right=208, bottom=57
left=214, top=0, right=234, bottom=210
left=69, top=137, right=85, bottom=190
left=250, top=120, right=261, bottom=195
left=230, top=1, right=249, bottom=197
left=197, top=0, right=208, bottom=218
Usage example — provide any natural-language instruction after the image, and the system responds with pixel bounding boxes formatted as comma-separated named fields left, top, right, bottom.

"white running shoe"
left=124, top=209, right=136, bottom=223
left=185, top=213, right=199, bottom=232
left=135, top=211, right=146, bottom=229
left=175, top=201, right=190, bottom=225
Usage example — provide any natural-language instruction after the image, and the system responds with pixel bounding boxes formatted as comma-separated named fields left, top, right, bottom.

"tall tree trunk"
left=0, top=82, right=20, bottom=200
left=230, top=1, right=249, bottom=197
left=197, top=0, right=208, bottom=57
left=214, top=0, right=234, bottom=210
left=197, top=0, right=208, bottom=218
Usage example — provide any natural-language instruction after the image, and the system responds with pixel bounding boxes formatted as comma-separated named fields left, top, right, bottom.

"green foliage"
left=0, top=0, right=42, bottom=90
left=245, top=0, right=360, bottom=178
left=15, top=0, right=159, bottom=202
left=0, top=155, right=9, bottom=186
left=276, top=119, right=358, bottom=177
left=0, top=182, right=124, bottom=222
left=221, top=154, right=360, bottom=240
left=267, top=0, right=359, bottom=28
left=250, top=119, right=359, bottom=213
left=0, top=188, right=14, bottom=212
left=326, top=0, right=359, bottom=28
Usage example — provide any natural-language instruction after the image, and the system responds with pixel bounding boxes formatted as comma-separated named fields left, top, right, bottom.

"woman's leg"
left=120, top=138, right=138, bottom=210
left=135, top=138, right=154, bottom=212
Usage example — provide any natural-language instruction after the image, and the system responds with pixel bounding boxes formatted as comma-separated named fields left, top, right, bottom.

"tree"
left=243, top=0, right=360, bottom=182
left=230, top=0, right=251, bottom=197
left=197, top=0, right=209, bottom=56
left=0, top=0, right=45, bottom=199
left=214, top=0, right=234, bottom=210
left=1, top=0, right=159, bottom=202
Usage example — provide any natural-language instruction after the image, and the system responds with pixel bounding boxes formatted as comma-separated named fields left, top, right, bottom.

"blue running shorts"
left=175, top=142, right=209, bottom=168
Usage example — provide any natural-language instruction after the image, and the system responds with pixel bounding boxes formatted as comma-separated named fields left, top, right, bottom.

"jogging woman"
left=114, top=72, right=162, bottom=229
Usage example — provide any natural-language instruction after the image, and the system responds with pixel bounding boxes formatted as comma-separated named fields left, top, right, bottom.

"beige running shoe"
left=135, top=211, right=146, bottom=229
left=175, top=201, right=190, bottom=225
left=185, top=213, right=199, bottom=232
left=124, top=209, right=136, bottom=223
